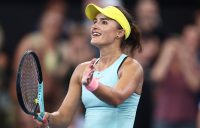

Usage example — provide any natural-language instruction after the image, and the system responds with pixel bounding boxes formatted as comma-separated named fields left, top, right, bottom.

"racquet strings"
left=20, top=53, right=39, bottom=114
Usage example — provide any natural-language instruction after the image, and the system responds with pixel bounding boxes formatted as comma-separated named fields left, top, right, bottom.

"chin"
left=91, top=38, right=99, bottom=44
left=90, top=40, right=98, bottom=46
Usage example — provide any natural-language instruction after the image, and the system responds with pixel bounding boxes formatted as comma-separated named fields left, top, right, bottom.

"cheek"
left=90, top=26, right=118, bottom=45
left=103, top=29, right=117, bottom=40
left=90, top=34, right=115, bottom=46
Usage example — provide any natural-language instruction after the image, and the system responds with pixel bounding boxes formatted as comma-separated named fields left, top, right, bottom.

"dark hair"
left=115, top=6, right=142, bottom=55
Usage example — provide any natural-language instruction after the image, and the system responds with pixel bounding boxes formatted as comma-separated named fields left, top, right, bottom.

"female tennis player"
left=34, top=3, right=143, bottom=128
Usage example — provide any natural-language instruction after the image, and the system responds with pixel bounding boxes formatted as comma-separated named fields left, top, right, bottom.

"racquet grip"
left=34, top=111, right=45, bottom=122
left=35, top=113, right=51, bottom=128
left=35, top=113, right=44, bottom=122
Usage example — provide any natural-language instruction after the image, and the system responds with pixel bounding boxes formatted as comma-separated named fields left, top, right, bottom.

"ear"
left=116, top=29, right=125, bottom=39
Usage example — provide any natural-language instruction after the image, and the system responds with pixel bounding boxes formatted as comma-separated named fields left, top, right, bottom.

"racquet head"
left=16, top=50, right=43, bottom=117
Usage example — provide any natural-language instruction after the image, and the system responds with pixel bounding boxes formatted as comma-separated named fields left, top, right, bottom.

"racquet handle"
left=35, top=112, right=44, bottom=122
left=35, top=114, right=50, bottom=128
left=35, top=113, right=51, bottom=128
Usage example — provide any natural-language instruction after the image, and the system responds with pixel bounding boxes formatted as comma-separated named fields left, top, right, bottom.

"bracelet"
left=85, top=78, right=99, bottom=92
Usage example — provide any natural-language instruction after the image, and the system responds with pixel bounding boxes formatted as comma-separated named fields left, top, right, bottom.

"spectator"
left=134, top=0, right=166, bottom=41
left=9, top=1, right=67, bottom=127
left=0, top=24, right=14, bottom=128
left=133, top=34, right=161, bottom=128
left=83, top=0, right=122, bottom=8
left=194, top=10, right=200, bottom=37
left=194, top=9, right=200, bottom=128
left=151, top=25, right=199, bottom=128
left=56, top=23, right=96, bottom=91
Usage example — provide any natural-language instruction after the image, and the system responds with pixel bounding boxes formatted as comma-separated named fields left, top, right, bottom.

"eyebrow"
left=93, top=17, right=110, bottom=21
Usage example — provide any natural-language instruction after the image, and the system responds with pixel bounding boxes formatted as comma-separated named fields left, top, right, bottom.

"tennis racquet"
left=16, top=50, right=49, bottom=127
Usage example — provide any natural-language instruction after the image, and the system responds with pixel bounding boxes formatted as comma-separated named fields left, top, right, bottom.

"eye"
left=102, top=20, right=108, bottom=25
left=93, top=19, right=97, bottom=24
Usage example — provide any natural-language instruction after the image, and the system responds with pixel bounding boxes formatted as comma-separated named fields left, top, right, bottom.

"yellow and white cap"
left=85, top=3, right=131, bottom=39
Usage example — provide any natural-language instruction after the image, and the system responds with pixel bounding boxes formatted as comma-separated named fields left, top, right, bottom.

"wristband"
left=85, top=78, right=99, bottom=92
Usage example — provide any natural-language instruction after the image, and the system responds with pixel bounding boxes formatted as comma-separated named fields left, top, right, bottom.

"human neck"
left=99, top=48, right=122, bottom=65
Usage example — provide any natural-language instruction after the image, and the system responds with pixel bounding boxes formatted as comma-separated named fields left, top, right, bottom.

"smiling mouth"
left=91, top=32, right=102, bottom=38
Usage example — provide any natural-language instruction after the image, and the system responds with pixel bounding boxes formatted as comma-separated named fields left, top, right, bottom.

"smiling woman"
left=34, top=3, right=143, bottom=128
left=87, top=4, right=142, bottom=55
left=90, top=15, right=124, bottom=46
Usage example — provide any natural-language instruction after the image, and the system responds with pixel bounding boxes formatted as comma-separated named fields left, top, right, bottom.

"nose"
left=91, top=23, right=99, bottom=33
left=91, top=23, right=98, bottom=30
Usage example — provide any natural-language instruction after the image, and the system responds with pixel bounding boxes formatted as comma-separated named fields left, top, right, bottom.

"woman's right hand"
left=33, top=112, right=50, bottom=128
left=82, top=58, right=96, bottom=86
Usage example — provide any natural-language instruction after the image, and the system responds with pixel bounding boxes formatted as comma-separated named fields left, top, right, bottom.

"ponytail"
left=115, top=6, right=142, bottom=55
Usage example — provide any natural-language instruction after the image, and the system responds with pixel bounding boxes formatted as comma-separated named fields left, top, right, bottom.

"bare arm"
left=151, top=41, right=177, bottom=82
left=48, top=63, right=84, bottom=127
left=92, top=58, right=143, bottom=106
left=178, top=46, right=200, bottom=92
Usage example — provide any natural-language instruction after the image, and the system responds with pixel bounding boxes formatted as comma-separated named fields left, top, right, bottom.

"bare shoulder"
left=119, top=57, right=144, bottom=81
left=76, top=61, right=90, bottom=72
left=78, top=58, right=97, bottom=71
left=123, top=57, right=143, bottom=72
left=73, top=60, right=94, bottom=81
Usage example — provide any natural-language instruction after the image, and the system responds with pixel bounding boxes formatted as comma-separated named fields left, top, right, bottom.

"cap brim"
left=85, top=4, right=103, bottom=20
left=85, top=3, right=131, bottom=39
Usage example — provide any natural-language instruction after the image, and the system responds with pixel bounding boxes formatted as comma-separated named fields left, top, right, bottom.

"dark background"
left=0, top=1, right=199, bottom=128
left=0, top=0, right=199, bottom=58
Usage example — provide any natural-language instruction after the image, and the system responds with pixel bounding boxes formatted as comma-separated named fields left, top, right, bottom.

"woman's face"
left=90, top=13, right=121, bottom=46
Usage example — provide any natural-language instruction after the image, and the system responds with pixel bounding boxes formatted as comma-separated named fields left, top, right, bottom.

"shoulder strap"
left=117, top=56, right=128, bottom=74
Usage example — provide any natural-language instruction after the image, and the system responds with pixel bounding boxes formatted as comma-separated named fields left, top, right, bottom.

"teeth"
left=92, top=32, right=101, bottom=36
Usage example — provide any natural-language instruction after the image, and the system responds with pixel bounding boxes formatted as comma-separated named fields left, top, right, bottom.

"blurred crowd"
left=0, top=0, right=200, bottom=128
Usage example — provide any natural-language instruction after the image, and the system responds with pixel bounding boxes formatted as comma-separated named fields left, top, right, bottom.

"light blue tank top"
left=81, top=54, right=140, bottom=128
